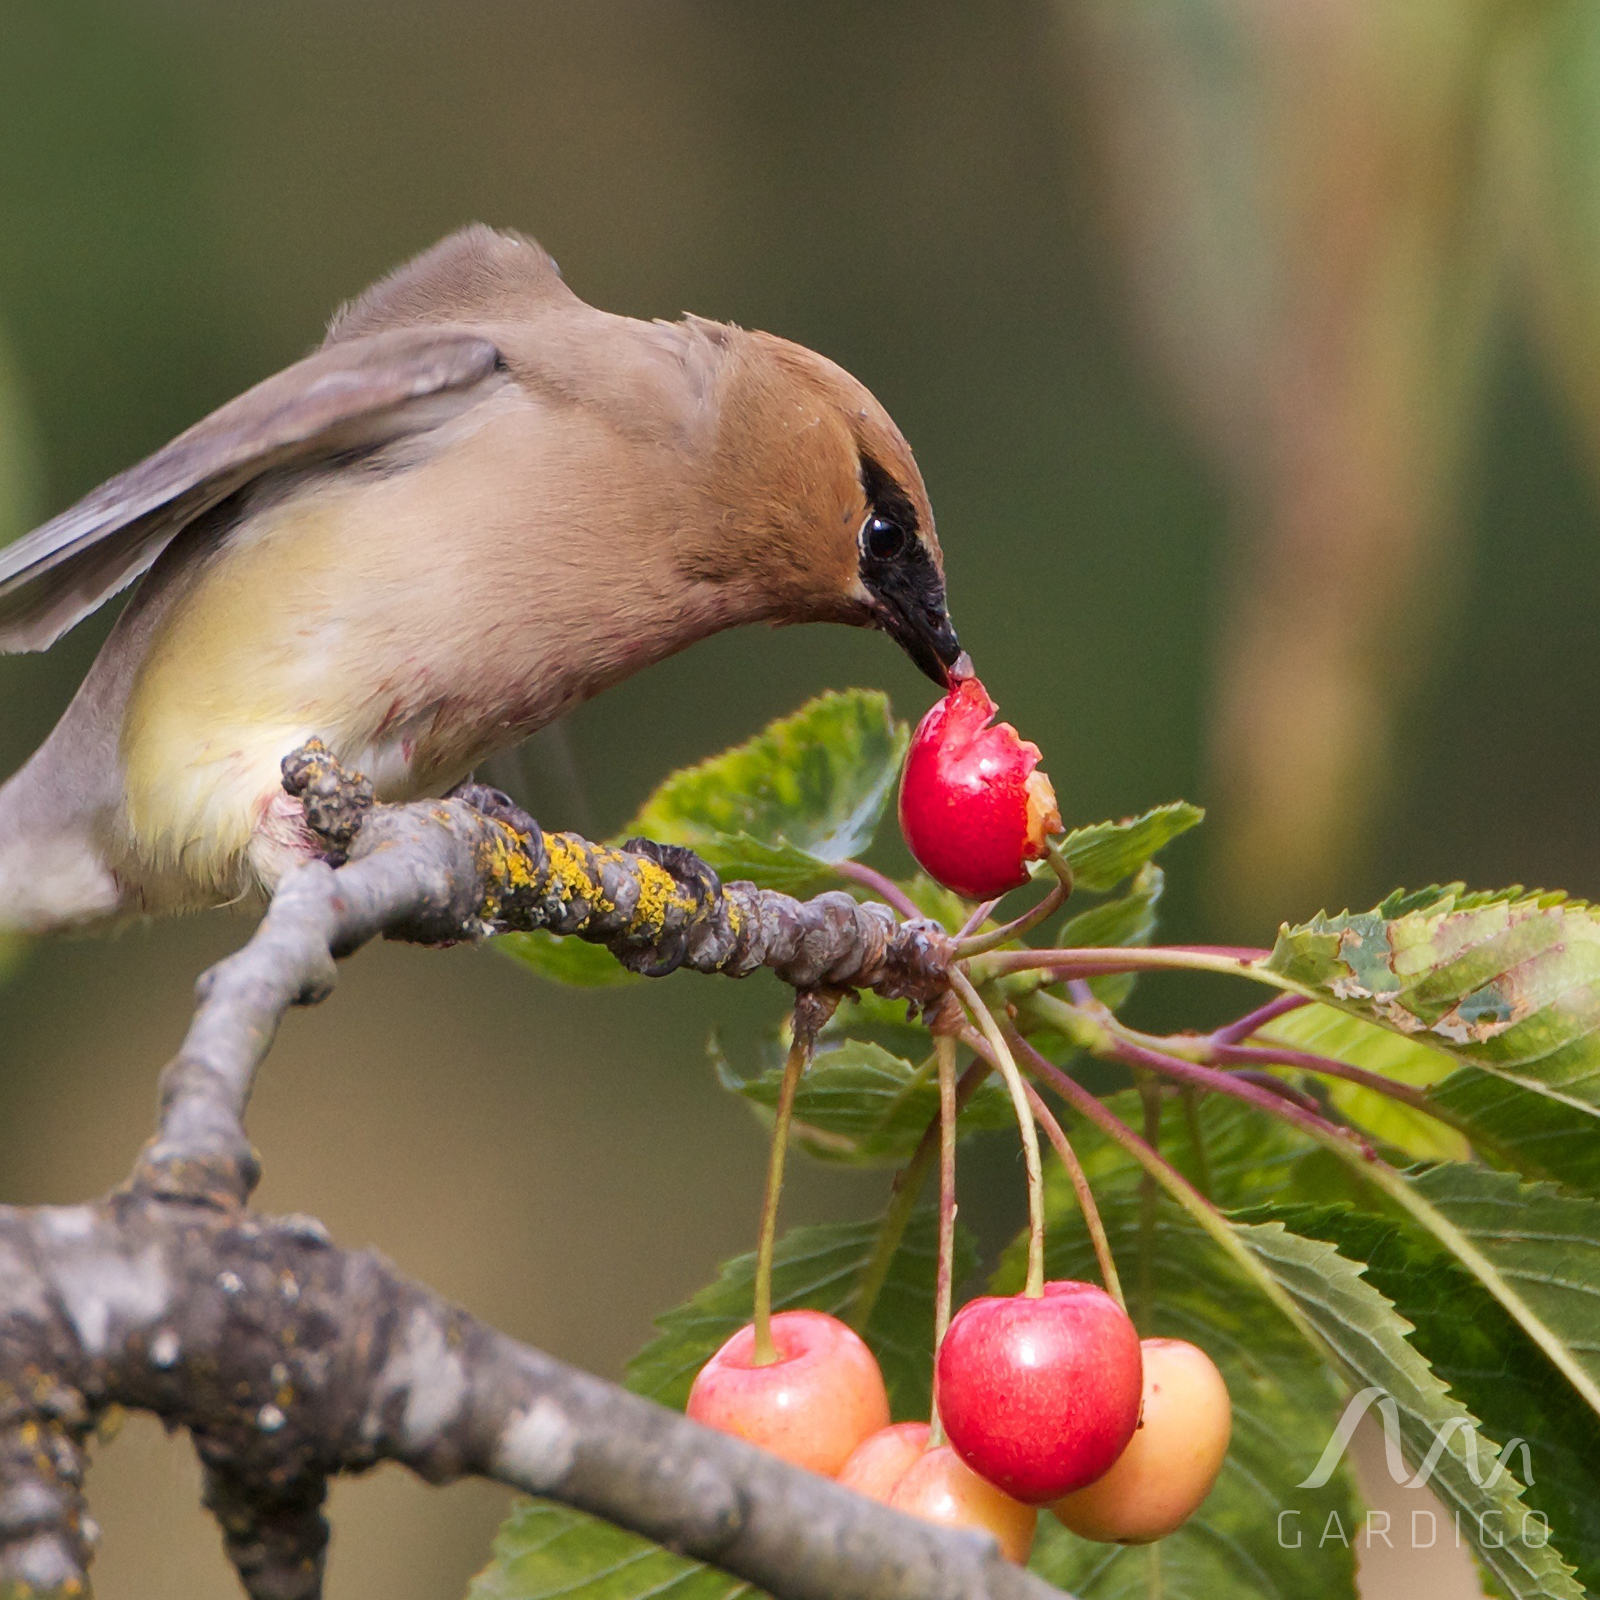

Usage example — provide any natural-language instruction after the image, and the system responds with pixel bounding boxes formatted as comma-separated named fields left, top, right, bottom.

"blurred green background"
left=1, top=3, right=1597, bottom=1596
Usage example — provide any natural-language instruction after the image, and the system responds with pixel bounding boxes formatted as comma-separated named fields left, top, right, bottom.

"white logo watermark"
left=1276, top=1387, right=1549, bottom=1553
left=1298, top=1386, right=1534, bottom=1492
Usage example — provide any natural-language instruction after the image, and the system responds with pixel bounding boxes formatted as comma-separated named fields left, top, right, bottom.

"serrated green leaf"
left=998, top=1096, right=1357, bottom=1600
left=1266, top=1202, right=1600, bottom=1593
left=1428, top=1068, right=1600, bottom=1197
left=1234, top=1216, right=1586, bottom=1600
left=623, top=690, right=908, bottom=893
left=1396, top=1165, right=1600, bottom=1424
left=468, top=1498, right=752, bottom=1600
left=1265, top=885, right=1600, bottom=1111
left=1256, top=1003, right=1470, bottom=1162
left=1048, top=802, right=1203, bottom=895
left=626, top=1210, right=972, bottom=1421
left=494, top=930, right=642, bottom=987
left=713, top=1036, right=1014, bottom=1167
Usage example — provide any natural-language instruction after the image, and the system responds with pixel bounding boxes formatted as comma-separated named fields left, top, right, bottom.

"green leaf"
left=1256, top=1003, right=1470, bottom=1162
left=1000, top=1096, right=1358, bottom=1600
left=1234, top=1216, right=1586, bottom=1600
left=468, top=1499, right=751, bottom=1600
left=713, top=1036, right=1014, bottom=1167
left=494, top=930, right=641, bottom=987
left=1427, top=1067, right=1600, bottom=1198
left=1267, top=1202, right=1600, bottom=1594
left=623, top=690, right=908, bottom=893
left=1265, top=885, right=1600, bottom=1111
left=626, top=1209, right=972, bottom=1421
left=1049, top=801, right=1203, bottom=895
left=1395, top=1165, right=1600, bottom=1426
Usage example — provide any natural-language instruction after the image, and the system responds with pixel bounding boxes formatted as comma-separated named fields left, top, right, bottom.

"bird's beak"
left=873, top=592, right=965, bottom=687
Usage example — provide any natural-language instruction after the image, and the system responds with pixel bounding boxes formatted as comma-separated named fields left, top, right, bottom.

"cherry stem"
left=950, top=968, right=1046, bottom=1298
left=955, top=896, right=1002, bottom=939
left=1136, top=1074, right=1161, bottom=1330
left=1026, top=993, right=1366, bottom=1155
left=1044, top=840, right=1076, bottom=897
left=951, top=879, right=1070, bottom=960
left=1210, top=993, right=1310, bottom=1046
left=752, top=1027, right=812, bottom=1366
left=1021, top=1080, right=1125, bottom=1310
left=851, top=1057, right=990, bottom=1333
left=1209, top=1040, right=1485, bottom=1147
left=976, top=945, right=1276, bottom=983
left=832, top=858, right=923, bottom=922
left=1179, top=1087, right=1213, bottom=1200
left=990, top=1024, right=1334, bottom=1358
left=930, top=1035, right=959, bottom=1448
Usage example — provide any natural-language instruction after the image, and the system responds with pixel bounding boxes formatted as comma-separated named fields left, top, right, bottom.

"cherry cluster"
left=688, top=1297, right=1229, bottom=1563
left=686, top=674, right=1233, bottom=1564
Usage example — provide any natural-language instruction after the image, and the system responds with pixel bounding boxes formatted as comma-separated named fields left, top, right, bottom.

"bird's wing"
left=0, top=324, right=504, bottom=653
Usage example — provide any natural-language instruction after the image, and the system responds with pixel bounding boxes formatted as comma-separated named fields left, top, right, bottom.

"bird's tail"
left=0, top=749, right=122, bottom=936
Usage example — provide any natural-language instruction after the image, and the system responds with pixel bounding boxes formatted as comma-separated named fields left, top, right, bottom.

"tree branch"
left=0, top=752, right=1064, bottom=1600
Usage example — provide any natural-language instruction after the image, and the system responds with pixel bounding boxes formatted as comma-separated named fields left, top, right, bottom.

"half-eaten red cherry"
left=898, top=675, right=1060, bottom=900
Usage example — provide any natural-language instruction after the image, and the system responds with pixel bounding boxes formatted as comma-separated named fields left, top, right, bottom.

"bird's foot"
left=280, top=742, right=375, bottom=866
left=445, top=779, right=541, bottom=844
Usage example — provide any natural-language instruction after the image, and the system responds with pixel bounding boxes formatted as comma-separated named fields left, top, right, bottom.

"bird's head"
left=685, top=328, right=964, bottom=687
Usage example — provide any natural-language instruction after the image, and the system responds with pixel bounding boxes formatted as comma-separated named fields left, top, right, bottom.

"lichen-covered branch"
left=0, top=753, right=1061, bottom=1600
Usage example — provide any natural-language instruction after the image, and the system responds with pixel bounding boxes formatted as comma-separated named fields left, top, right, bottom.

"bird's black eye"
left=863, top=513, right=909, bottom=563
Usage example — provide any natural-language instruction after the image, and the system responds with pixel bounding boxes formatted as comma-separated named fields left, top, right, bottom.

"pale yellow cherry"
left=1051, top=1338, right=1231, bottom=1544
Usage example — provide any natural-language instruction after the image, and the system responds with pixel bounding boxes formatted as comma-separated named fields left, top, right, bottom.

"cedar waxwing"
left=0, top=226, right=962, bottom=934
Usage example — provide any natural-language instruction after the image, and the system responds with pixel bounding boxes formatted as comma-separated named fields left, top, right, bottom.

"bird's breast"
left=115, top=395, right=719, bottom=898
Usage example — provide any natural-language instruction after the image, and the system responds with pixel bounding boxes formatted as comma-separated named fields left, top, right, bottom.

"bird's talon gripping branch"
left=280, top=741, right=375, bottom=867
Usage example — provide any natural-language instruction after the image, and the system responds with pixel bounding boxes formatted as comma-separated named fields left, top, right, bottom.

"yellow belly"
left=120, top=487, right=411, bottom=899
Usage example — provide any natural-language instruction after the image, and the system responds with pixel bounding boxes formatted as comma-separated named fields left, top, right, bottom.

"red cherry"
left=686, top=1310, right=890, bottom=1477
left=898, top=675, right=1061, bottom=900
left=837, top=1421, right=931, bottom=1502
left=936, top=1281, right=1143, bottom=1503
left=888, top=1444, right=1037, bottom=1564
left=1052, top=1338, right=1232, bottom=1543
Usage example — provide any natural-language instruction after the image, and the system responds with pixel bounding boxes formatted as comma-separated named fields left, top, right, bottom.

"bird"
left=0, top=225, right=963, bottom=935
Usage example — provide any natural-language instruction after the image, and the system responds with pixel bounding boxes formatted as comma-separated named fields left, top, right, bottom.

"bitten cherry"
left=686, top=1309, right=889, bottom=1477
left=898, top=675, right=1061, bottom=900
left=1052, top=1338, right=1232, bottom=1543
left=889, top=1445, right=1037, bottom=1564
left=936, top=1280, right=1143, bottom=1503
left=837, top=1421, right=931, bottom=1501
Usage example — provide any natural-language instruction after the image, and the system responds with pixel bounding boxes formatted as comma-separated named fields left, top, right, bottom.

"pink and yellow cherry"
left=936, top=1280, right=1143, bottom=1504
left=899, top=674, right=1061, bottom=900
left=686, top=1309, right=890, bottom=1478
left=888, top=1444, right=1038, bottom=1564
left=1052, top=1338, right=1232, bottom=1543
left=837, top=1421, right=931, bottom=1501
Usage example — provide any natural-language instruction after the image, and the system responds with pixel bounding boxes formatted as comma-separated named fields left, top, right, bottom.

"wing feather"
left=0, top=325, right=502, bottom=652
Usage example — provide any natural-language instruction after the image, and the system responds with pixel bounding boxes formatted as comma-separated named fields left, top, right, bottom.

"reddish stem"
left=833, top=859, right=923, bottom=922
left=1210, top=993, right=1310, bottom=1046
left=1210, top=1041, right=1482, bottom=1146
